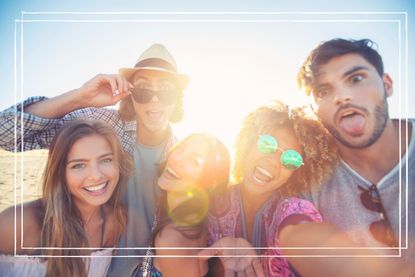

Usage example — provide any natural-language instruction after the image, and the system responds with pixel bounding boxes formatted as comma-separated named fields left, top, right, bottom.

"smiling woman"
left=0, top=119, right=132, bottom=277
left=139, top=133, right=230, bottom=277
left=206, top=101, right=338, bottom=276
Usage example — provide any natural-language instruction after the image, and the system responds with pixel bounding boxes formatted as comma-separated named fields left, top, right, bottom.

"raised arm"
left=25, top=74, right=131, bottom=118
left=0, top=74, right=131, bottom=152
left=279, top=222, right=414, bottom=277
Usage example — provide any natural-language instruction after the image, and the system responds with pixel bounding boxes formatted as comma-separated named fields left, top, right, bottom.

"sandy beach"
left=0, top=149, right=48, bottom=212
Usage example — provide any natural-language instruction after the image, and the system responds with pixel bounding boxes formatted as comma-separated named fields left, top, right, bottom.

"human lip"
left=335, top=105, right=366, bottom=124
left=83, top=182, right=108, bottom=193
left=335, top=106, right=367, bottom=136
left=253, top=165, right=274, bottom=185
left=165, top=166, right=182, bottom=180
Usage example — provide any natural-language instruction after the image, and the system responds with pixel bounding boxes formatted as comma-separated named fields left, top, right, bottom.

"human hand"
left=198, top=237, right=265, bottom=277
left=77, top=74, right=132, bottom=108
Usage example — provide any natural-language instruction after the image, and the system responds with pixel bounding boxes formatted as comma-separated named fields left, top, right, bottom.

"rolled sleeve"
left=0, top=96, right=62, bottom=151
left=0, top=96, right=105, bottom=152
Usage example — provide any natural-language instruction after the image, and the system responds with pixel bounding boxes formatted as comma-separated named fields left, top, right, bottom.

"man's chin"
left=144, top=122, right=169, bottom=133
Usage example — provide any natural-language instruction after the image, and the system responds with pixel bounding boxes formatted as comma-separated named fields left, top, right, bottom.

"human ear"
left=383, top=73, right=393, bottom=97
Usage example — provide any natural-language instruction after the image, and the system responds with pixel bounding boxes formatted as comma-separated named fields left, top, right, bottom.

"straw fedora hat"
left=119, top=44, right=189, bottom=89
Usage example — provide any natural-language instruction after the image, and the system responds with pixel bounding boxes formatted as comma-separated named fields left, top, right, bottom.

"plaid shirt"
left=0, top=96, right=140, bottom=155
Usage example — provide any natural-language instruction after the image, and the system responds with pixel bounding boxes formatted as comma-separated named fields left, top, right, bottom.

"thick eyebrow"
left=342, top=66, right=369, bottom=78
left=67, top=152, right=114, bottom=164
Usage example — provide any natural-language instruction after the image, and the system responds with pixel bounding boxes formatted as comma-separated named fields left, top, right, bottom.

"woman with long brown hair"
left=139, top=133, right=230, bottom=276
left=0, top=119, right=131, bottom=277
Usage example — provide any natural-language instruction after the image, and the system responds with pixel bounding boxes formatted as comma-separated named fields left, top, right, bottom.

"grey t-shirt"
left=107, top=139, right=172, bottom=276
left=304, top=120, right=414, bottom=263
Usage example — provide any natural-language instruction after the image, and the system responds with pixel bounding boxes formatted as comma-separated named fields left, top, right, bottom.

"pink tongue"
left=339, top=114, right=365, bottom=135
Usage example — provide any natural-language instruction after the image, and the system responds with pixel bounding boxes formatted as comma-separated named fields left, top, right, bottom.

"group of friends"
left=0, top=38, right=413, bottom=277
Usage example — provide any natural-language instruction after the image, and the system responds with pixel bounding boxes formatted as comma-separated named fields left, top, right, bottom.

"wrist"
left=67, top=87, right=89, bottom=109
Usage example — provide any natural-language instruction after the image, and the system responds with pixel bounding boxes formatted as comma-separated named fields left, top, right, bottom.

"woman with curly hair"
left=204, top=101, right=338, bottom=277
left=0, top=119, right=132, bottom=277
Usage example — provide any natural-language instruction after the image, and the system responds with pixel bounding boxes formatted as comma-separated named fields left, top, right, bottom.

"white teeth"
left=84, top=182, right=107, bottom=192
left=253, top=175, right=266, bottom=184
left=343, top=111, right=355, bottom=117
left=256, top=166, right=273, bottom=178
left=166, top=166, right=181, bottom=179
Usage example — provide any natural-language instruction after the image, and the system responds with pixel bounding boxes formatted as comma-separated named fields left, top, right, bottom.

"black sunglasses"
left=130, top=87, right=179, bottom=105
left=358, top=184, right=397, bottom=247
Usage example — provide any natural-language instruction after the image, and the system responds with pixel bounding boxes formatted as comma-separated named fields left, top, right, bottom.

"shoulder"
left=277, top=197, right=322, bottom=223
left=0, top=200, right=43, bottom=254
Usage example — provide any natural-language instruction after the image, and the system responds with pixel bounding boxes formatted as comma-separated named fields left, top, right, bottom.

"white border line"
left=15, top=19, right=402, bottom=23
left=13, top=12, right=408, bottom=258
left=19, top=14, right=25, bottom=253
left=21, top=11, right=408, bottom=15
left=13, top=19, right=18, bottom=257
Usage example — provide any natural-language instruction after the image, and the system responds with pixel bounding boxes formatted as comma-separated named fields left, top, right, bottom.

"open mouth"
left=338, top=109, right=366, bottom=136
left=146, top=110, right=163, bottom=121
left=165, top=166, right=182, bottom=180
left=83, top=182, right=108, bottom=193
left=253, top=166, right=274, bottom=184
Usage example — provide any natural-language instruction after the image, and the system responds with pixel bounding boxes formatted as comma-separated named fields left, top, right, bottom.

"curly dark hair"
left=232, top=101, right=338, bottom=196
left=297, top=38, right=384, bottom=96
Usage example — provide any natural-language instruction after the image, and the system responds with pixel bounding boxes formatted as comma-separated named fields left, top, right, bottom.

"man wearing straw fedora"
left=0, top=44, right=189, bottom=275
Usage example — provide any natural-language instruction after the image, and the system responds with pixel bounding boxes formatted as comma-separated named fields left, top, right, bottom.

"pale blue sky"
left=0, top=0, right=413, bottom=146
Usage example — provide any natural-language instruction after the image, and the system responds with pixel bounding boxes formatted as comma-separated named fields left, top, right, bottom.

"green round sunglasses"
left=256, top=134, right=304, bottom=170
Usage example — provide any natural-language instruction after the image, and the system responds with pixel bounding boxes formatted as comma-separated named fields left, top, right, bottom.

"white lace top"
left=0, top=248, right=113, bottom=277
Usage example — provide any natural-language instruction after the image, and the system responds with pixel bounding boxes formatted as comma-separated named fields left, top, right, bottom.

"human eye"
left=350, top=74, right=364, bottom=84
left=70, top=163, right=85, bottom=170
left=101, top=157, right=113, bottom=164
left=314, top=86, right=330, bottom=99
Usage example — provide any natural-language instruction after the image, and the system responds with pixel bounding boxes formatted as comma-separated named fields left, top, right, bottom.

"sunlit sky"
left=0, top=0, right=414, bottom=149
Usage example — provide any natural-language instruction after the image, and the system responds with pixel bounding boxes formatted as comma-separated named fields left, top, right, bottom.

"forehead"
left=314, top=53, right=375, bottom=83
left=68, top=135, right=112, bottom=158
left=260, top=126, right=301, bottom=152
left=178, top=136, right=210, bottom=155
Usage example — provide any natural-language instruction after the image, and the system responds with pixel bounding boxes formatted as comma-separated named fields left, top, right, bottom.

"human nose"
left=170, top=150, right=185, bottom=167
left=87, top=163, right=103, bottom=180
left=150, top=94, right=160, bottom=103
left=334, top=87, right=352, bottom=105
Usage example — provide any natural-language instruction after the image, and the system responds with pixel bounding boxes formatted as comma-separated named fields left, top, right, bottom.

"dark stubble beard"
left=326, top=90, right=389, bottom=149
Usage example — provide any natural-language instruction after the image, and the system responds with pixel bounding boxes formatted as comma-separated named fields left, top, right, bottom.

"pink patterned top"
left=208, top=186, right=323, bottom=277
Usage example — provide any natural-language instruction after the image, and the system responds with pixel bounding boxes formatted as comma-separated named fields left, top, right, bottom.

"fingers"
left=197, top=247, right=219, bottom=261
left=238, top=258, right=264, bottom=277
left=101, top=74, right=117, bottom=95
left=111, top=90, right=131, bottom=103
left=243, top=265, right=255, bottom=277
left=252, top=258, right=265, bottom=277
left=113, top=74, right=131, bottom=95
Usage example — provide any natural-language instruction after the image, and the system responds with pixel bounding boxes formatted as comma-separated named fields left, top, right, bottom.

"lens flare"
left=167, top=186, right=209, bottom=227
